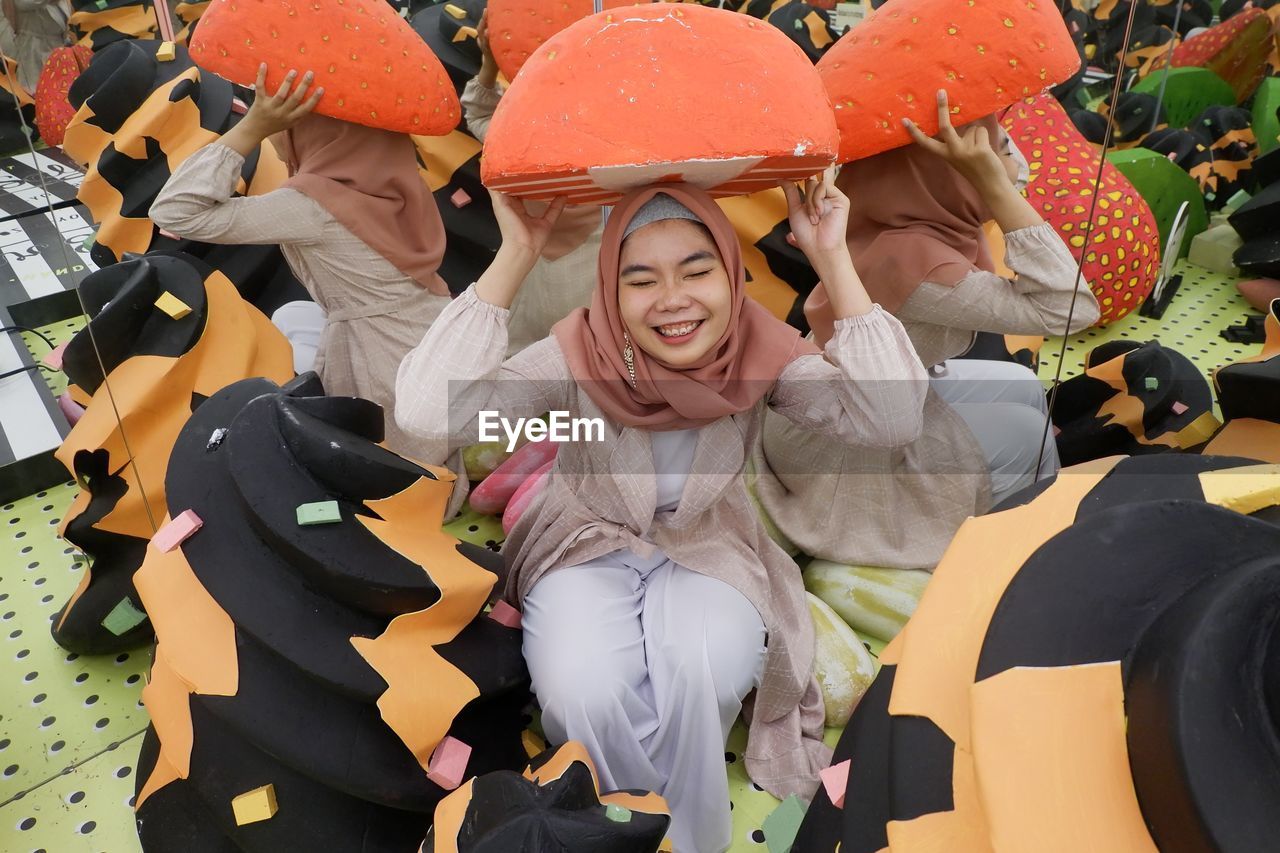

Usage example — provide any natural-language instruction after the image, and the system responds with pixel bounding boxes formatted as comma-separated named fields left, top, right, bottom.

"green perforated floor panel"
left=1, top=263, right=1268, bottom=853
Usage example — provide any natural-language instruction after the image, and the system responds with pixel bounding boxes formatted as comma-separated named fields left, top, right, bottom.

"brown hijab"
left=805, top=116, right=1001, bottom=346
left=278, top=114, right=450, bottom=295
left=553, top=183, right=819, bottom=431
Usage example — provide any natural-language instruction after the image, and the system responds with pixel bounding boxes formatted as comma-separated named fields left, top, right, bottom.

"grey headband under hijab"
left=621, top=192, right=705, bottom=239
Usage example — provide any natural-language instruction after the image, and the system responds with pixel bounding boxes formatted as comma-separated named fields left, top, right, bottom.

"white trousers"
left=522, top=549, right=767, bottom=853
left=269, top=300, right=326, bottom=375
left=930, top=358, right=1060, bottom=505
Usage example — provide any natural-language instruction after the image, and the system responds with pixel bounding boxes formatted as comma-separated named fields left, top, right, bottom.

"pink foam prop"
left=820, top=759, right=850, bottom=809
left=57, top=392, right=86, bottom=426
left=502, top=458, right=553, bottom=535
left=488, top=599, right=522, bottom=629
left=1171, top=401, right=1189, bottom=415
left=450, top=188, right=471, bottom=208
left=152, top=509, right=204, bottom=553
left=426, top=735, right=471, bottom=790
left=42, top=342, right=67, bottom=370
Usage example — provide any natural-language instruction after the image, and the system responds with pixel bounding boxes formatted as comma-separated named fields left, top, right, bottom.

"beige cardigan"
left=395, top=285, right=929, bottom=799
left=150, top=142, right=452, bottom=464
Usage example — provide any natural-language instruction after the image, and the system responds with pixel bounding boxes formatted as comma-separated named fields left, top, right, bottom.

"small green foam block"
left=1132, top=67, right=1235, bottom=129
left=1145, top=376, right=1160, bottom=391
left=1251, top=77, right=1280, bottom=155
left=1107, top=148, right=1208, bottom=260
left=296, top=500, right=341, bottom=526
left=94, top=0, right=107, bottom=7
left=101, top=597, right=147, bottom=636
left=763, top=794, right=808, bottom=853
left=604, top=803, right=632, bottom=823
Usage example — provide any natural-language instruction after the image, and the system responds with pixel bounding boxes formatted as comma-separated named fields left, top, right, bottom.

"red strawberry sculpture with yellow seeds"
left=816, top=0, right=1081, bottom=163
left=34, top=45, right=93, bottom=147
left=1156, top=7, right=1275, bottom=103
left=1003, top=94, right=1161, bottom=325
left=189, top=0, right=459, bottom=134
left=486, top=0, right=640, bottom=82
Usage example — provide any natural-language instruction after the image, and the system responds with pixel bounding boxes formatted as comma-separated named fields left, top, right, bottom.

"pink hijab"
left=278, top=114, right=450, bottom=296
left=805, top=116, right=1000, bottom=346
left=553, top=183, right=819, bottom=431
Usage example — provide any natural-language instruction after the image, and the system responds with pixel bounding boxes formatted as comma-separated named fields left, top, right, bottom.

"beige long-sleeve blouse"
left=149, top=142, right=451, bottom=462
left=901, top=222, right=1101, bottom=368
left=395, top=285, right=929, bottom=800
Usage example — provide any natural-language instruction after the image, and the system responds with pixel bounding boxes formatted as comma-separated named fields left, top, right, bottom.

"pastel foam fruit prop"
left=1166, top=7, right=1274, bottom=103
left=807, top=592, right=877, bottom=728
left=189, top=0, right=460, bottom=134
left=815, top=0, right=1081, bottom=163
left=1252, top=77, right=1280, bottom=155
left=485, top=0, right=639, bottom=82
left=1188, top=223, right=1243, bottom=275
left=469, top=438, right=557, bottom=515
left=151, top=509, right=204, bottom=553
left=803, top=560, right=930, bottom=644
left=487, top=599, right=522, bottom=629
left=296, top=499, right=341, bottom=526
left=1003, top=94, right=1161, bottom=325
left=1107, top=147, right=1209, bottom=260
left=1130, top=67, right=1235, bottom=129
left=481, top=3, right=839, bottom=203
left=502, top=457, right=553, bottom=535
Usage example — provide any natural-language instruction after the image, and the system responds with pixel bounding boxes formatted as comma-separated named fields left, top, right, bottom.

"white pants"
left=522, top=549, right=767, bottom=853
left=930, top=358, right=1060, bottom=505
left=269, top=300, right=326, bottom=375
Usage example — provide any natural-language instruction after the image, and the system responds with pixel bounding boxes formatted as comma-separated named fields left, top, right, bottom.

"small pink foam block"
left=1171, top=401, right=1189, bottom=415
left=820, top=759, right=850, bottom=809
left=42, top=342, right=67, bottom=370
left=152, top=509, right=203, bottom=553
left=1053, top=425, right=1062, bottom=437
left=488, top=600, right=522, bottom=629
left=450, top=188, right=471, bottom=208
left=157, top=228, right=180, bottom=240
left=427, top=736, right=471, bottom=790
left=58, top=393, right=85, bottom=426
left=231, top=98, right=248, bottom=114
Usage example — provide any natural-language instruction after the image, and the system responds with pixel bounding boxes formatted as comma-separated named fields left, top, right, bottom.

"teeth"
left=657, top=321, right=700, bottom=337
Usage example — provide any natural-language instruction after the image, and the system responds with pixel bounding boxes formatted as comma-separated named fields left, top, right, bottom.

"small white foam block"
left=231, top=784, right=278, bottom=825
left=487, top=599, right=521, bottom=629
left=41, top=342, right=67, bottom=370
left=152, top=509, right=203, bottom=553
left=1188, top=223, right=1242, bottom=276
left=820, top=759, right=851, bottom=809
left=427, top=736, right=471, bottom=790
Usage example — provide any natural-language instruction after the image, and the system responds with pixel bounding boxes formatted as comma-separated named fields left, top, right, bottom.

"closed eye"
left=685, top=269, right=713, bottom=279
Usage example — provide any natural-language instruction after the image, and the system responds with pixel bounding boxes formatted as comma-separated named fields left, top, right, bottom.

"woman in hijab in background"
left=395, top=169, right=928, bottom=852
left=757, top=91, right=1100, bottom=575
left=151, top=65, right=453, bottom=461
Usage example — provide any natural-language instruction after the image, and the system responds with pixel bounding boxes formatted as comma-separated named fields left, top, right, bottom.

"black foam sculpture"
left=133, top=375, right=530, bottom=852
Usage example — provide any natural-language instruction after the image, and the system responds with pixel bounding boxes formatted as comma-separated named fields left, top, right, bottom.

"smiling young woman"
left=394, top=173, right=926, bottom=853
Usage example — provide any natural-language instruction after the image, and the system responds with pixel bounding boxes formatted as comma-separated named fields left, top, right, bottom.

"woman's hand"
left=903, top=89, right=1007, bottom=193
left=220, top=64, right=323, bottom=158
left=477, top=11, right=499, bottom=88
left=782, top=166, right=851, bottom=277
left=474, top=192, right=567, bottom=308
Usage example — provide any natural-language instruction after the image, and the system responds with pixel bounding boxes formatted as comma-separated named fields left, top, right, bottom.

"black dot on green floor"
left=32, top=693, right=45, bottom=703
left=4, top=764, right=17, bottom=776
left=19, top=817, right=35, bottom=830
left=115, top=766, right=131, bottom=779
left=26, top=562, right=37, bottom=570
left=0, top=593, right=7, bottom=602
left=50, top=740, right=64, bottom=752
left=42, top=504, right=52, bottom=512
left=23, top=671, right=36, bottom=681
left=7, top=517, right=18, bottom=525
left=33, top=577, right=44, bottom=586
left=41, top=716, right=53, bottom=727
left=69, top=790, right=84, bottom=804
left=0, top=738, right=8, bottom=749
left=95, top=718, right=108, bottom=728
left=751, top=829, right=765, bottom=843
left=725, top=751, right=736, bottom=763
left=85, top=694, right=98, bottom=706
left=75, top=673, right=88, bottom=683
left=16, top=648, right=28, bottom=659
left=14, top=531, right=25, bottom=538
left=79, top=821, right=95, bottom=834
left=115, top=653, right=129, bottom=663
left=40, top=595, right=53, bottom=604
left=65, top=653, right=77, bottom=662
left=3, top=612, right=15, bottom=620
left=126, top=674, right=140, bottom=685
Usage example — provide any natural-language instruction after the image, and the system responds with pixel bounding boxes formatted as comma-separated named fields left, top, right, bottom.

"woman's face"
left=617, top=219, right=733, bottom=368
left=991, top=126, right=1022, bottom=185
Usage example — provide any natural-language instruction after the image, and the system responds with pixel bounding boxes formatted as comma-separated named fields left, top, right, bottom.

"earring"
left=622, top=331, right=637, bottom=389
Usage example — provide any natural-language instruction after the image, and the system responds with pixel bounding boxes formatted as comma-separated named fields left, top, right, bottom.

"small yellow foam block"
left=1198, top=464, right=1280, bottom=516
left=156, top=41, right=177, bottom=62
left=154, top=291, right=192, bottom=320
left=521, top=729, right=545, bottom=759
left=231, top=784, right=278, bottom=826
